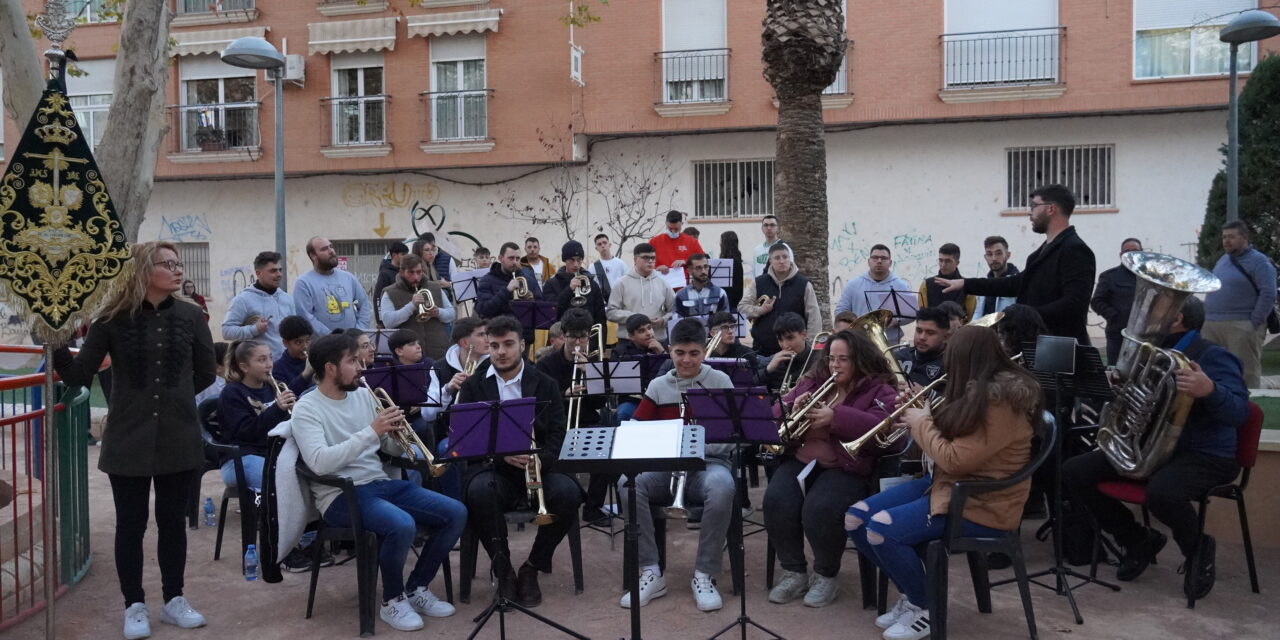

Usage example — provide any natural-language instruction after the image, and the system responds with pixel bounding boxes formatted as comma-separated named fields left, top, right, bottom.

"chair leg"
left=1236, top=496, right=1260, bottom=594
left=877, top=570, right=888, bottom=615
left=358, top=532, right=378, bottom=638
left=569, top=515, right=584, bottom=595
left=459, top=526, right=475, bottom=604
left=856, top=552, right=874, bottom=610
left=926, top=541, right=948, bottom=640
left=1187, top=500, right=1211, bottom=609
left=214, top=493, right=230, bottom=561
left=967, top=552, right=992, bottom=614
left=766, top=541, right=777, bottom=590
left=306, top=533, right=324, bottom=619
left=1012, top=542, right=1038, bottom=640
left=1141, top=506, right=1157, bottom=565
left=441, top=551, right=454, bottom=604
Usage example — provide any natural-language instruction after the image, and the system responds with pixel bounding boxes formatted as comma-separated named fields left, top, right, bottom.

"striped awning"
left=308, top=16, right=399, bottom=55
left=406, top=9, right=501, bottom=38
left=171, top=26, right=268, bottom=57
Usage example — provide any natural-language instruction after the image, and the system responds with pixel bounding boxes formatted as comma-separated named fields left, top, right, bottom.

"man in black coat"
left=936, top=184, right=1097, bottom=345
left=1091, top=237, right=1144, bottom=363
left=542, top=240, right=607, bottom=326
left=475, top=241, right=543, bottom=319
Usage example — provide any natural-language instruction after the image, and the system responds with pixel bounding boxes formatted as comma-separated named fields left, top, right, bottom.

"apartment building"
left=2, top=0, right=1274, bottom=330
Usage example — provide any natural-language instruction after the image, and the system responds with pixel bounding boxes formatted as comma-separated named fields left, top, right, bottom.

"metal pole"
left=273, top=67, right=287, bottom=288
left=1227, top=42, right=1240, bottom=223
left=42, top=344, right=57, bottom=640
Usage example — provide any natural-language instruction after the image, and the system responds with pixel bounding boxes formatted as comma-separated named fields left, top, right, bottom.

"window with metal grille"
left=1006, top=144, right=1114, bottom=210
left=693, top=159, right=775, bottom=219
left=174, top=242, right=211, bottom=300
left=331, top=239, right=394, bottom=297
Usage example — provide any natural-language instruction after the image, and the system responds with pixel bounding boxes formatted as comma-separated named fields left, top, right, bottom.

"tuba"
left=1096, top=252, right=1220, bottom=479
left=851, top=309, right=911, bottom=389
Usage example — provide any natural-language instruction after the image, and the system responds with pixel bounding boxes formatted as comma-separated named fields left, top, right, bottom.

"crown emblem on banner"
left=35, top=121, right=77, bottom=146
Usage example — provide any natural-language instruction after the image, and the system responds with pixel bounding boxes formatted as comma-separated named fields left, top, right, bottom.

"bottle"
left=203, top=497, right=216, bottom=527
left=244, top=544, right=259, bottom=582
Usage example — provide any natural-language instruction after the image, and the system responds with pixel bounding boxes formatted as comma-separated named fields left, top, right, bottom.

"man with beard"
left=222, top=250, right=296, bottom=359
left=476, top=242, right=544, bottom=320
left=974, top=235, right=1020, bottom=317
left=936, top=184, right=1096, bottom=344
left=917, top=243, right=976, bottom=320
left=380, top=254, right=455, bottom=360
left=294, top=236, right=373, bottom=334
left=1091, top=237, right=1144, bottom=363
left=674, top=254, right=730, bottom=317
left=897, top=306, right=949, bottom=389
left=542, top=241, right=607, bottom=326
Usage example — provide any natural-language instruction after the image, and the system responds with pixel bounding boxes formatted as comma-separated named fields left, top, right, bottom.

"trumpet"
left=360, top=377, right=449, bottom=477
left=570, top=274, right=591, bottom=308
left=271, top=379, right=293, bottom=413
left=841, top=376, right=946, bottom=457
left=462, top=344, right=479, bottom=376
left=705, top=328, right=724, bottom=355
left=763, top=372, right=839, bottom=455
left=415, top=288, right=437, bottom=322
left=756, top=294, right=775, bottom=306
left=526, top=439, right=556, bottom=525
left=665, top=400, right=690, bottom=518
left=512, top=276, right=532, bottom=300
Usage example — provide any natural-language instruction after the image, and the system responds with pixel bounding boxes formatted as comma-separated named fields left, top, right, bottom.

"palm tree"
left=762, top=0, right=847, bottom=328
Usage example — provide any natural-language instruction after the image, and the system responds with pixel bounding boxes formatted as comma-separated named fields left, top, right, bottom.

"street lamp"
left=1219, top=10, right=1280, bottom=223
left=222, top=36, right=289, bottom=287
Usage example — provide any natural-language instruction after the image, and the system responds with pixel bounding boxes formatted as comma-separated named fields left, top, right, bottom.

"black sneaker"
left=1117, top=529, right=1167, bottom=582
left=581, top=506, right=611, bottom=525
left=1182, top=535, right=1216, bottom=602
left=280, top=548, right=314, bottom=573
left=313, top=544, right=336, bottom=568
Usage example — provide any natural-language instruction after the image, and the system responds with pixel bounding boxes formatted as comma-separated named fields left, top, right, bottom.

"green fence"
left=56, top=384, right=92, bottom=586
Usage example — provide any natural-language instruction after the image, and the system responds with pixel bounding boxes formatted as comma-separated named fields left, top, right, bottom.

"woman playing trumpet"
left=763, top=330, right=899, bottom=608
left=845, top=326, right=1040, bottom=640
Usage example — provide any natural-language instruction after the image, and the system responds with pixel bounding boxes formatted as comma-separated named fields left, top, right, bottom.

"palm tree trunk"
left=775, top=92, right=831, bottom=329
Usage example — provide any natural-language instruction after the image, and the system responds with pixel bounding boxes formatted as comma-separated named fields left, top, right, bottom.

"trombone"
left=360, top=377, right=449, bottom=477
left=566, top=325, right=606, bottom=431
left=705, top=327, right=724, bottom=355
left=415, top=288, right=437, bottom=322
left=841, top=376, right=946, bottom=457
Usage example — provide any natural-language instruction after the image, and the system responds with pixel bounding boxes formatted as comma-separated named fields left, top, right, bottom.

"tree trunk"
left=775, top=92, right=832, bottom=329
left=0, top=0, right=45, bottom=123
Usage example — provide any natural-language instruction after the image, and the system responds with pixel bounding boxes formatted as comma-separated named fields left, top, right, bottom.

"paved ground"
left=7, top=447, right=1280, bottom=640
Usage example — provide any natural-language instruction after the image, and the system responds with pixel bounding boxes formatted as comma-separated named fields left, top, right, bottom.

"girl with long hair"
left=845, top=326, right=1040, bottom=640
left=763, top=330, right=899, bottom=608
left=718, top=231, right=744, bottom=308
left=54, top=241, right=217, bottom=639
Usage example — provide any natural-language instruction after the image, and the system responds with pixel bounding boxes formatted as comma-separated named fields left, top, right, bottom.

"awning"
left=308, top=16, right=399, bottom=55
left=171, top=26, right=268, bottom=57
left=406, top=9, right=501, bottom=39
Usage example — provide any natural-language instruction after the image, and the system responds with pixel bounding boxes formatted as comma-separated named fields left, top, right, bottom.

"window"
left=429, top=34, right=488, bottom=141
left=174, top=242, right=211, bottom=300
left=661, top=0, right=728, bottom=103
left=80, top=0, right=117, bottom=24
left=943, top=0, right=1060, bottom=88
left=67, top=58, right=116, bottom=152
left=179, top=55, right=258, bottom=151
left=331, top=239, right=391, bottom=297
left=693, top=159, right=774, bottom=219
left=178, top=0, right=254, bottom=13
left=70, top=95, right=112, bottom=151
left=823, top=0, right=849, bottom=95
left=1006, top=145, right=1114, bottom=210
left=1134, top=0, right=1256, bottom=79
left=330, top=53, right=386, bottom=145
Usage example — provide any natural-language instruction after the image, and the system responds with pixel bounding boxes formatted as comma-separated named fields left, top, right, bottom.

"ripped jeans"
left=844, top=475, right=1005, bottom=608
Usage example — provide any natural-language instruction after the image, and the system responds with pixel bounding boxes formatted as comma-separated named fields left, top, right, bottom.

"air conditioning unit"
left=281, top=54, right=305, bottom=86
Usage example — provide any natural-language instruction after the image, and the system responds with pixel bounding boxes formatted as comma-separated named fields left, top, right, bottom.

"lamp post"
left=222, top=37, right=289, bottom=286
left=1219, top=10, right=1280, bottom=223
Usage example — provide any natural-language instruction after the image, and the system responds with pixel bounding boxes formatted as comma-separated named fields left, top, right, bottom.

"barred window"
left=174, top=242, right=211, bottom=300
left=1006, top=144, right=1115, bottom=210
left=332, top=239, right=395, bottom=298
left=693, top=159, right=774, bottom=219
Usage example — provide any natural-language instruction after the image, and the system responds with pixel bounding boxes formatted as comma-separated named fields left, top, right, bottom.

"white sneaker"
left=380, top=595, right=424, bottom=632
left=876, top=596, right=911, bottom=630
left=619, top=569, right=667, bottom=608
left=407, top=587, right=455, bottom=618
left=882, top=601, right=930, bottom=640
left=123, top=603, right=150, bottom=640
left=803, top=573, right=839, bottom=608
left=768, top=570, right=810, bottom=604
left=691, top=572, right=723, bottom=612
left=158, top=597, right=206, bottom=629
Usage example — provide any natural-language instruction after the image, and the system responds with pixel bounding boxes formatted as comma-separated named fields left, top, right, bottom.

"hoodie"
left=737, top=262, right=823, bottom=355
left=633, top=363, right=734, bottom=467
left=834, top=271, right=912, bottom=344
left=475, top=262, right=544, bottom=319
left=543, top=267, right=608, bottom=326
left=222, top=284, right=297, bottom=360
left=606, top=268, right=675, bottom=340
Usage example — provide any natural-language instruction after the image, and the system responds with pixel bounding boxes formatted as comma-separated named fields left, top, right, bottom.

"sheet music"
left=585, top=360, right=642, bottom=394
left=453, top=268, right=488, bottom=302
left=662, top=266, right=687, bottom=290
left=869, top=289, right=919, bottom=319
left=613, top=420, right=683, bottom=459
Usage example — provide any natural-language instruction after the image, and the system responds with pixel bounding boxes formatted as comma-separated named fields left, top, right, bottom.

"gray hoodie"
left=833, top=270, right=912, bottom=344
left=221, top=285, right=297, bottom=360
left=606, top=268, right=675, bottom=340
left=642, top=364, right=735, bottom=467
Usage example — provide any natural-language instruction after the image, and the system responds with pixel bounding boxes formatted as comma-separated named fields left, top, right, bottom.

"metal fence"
left=419, top=89, right=491, bottom=143
left=941, top=27, right=1064, bottom=90
left=177, top=0, right=255, bottom=14
left=322, top=95, right=389, bottom=147
left=167, top=103, right=261, bottom=154
left=656, top=48, right=731, bottom=104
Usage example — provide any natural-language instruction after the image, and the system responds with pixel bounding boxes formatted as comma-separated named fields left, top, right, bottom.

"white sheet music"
left=662, top=266, right=687, bottom=290
left=613, top=420, right=683, bottom=459
left=708, top=258, right=733, bottom=287
left=585, top=360, right=642, bottom=395
left=453, top=268, right=488, bottom=302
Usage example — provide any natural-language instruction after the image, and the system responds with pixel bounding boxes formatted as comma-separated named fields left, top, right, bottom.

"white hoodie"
left=606, top=268, right=675, bottom=339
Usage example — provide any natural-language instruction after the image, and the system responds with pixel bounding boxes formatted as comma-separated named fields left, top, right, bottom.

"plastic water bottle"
left=243, top=544, right=259, bottom=582
left=203, top=497, right=216, bottom=527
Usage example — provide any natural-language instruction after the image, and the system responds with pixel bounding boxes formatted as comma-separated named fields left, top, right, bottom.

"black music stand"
left=512, top=300, right=559, bottom=330
left=704, top=357, right=759, bottom=387
left=991, top=336, right=1118, bottom=624
left=867, top=289, right=919, bottom=323
left=445, top=398, right=589, bottom=640
left=685, top=387, right=784, bottom=640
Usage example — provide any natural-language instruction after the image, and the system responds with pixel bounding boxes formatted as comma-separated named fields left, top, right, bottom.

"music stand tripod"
left=446, top=397, right=589, bottom=640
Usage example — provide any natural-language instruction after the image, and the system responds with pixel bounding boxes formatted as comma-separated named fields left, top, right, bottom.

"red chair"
left=1093, top=401, right=1263, bottom=608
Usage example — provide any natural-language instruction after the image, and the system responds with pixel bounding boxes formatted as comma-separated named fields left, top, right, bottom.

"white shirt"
left=751, top=240, right=793, bottom=278
left=487, top=360, right=525, bottom=402
left=594, top=256, right=627, bottom=288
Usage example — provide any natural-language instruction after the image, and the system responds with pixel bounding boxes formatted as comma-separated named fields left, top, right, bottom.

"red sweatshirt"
left=647, top=233, right=705, bottom=269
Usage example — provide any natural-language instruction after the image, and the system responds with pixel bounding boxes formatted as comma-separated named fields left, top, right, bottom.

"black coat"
left=1090, top=264, right=1137, bottom=335
left=475, top=263, right=543, bottom=319
left=456, top=362, right=567, bottom=479
left=963, top=226, right=1096, bottom=344
left=542, top=267, right=607, bottom=326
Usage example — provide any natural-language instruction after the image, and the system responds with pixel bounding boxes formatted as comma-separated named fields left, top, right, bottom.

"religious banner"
left=0, top=73, right=132, bottom=344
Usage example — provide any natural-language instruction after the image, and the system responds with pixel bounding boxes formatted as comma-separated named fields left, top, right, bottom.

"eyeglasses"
left=565, top=333, right=590, bottom=341
left=713, top=325, right=735, bottom=333
left=152, top=260, right=184, bottom=272
left=1029, top=201, right=1052, bottom=210
left=636, top=255, right=657, bottom=262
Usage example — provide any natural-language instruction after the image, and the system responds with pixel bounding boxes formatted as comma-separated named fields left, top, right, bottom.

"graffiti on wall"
left=342, top=181, right=440, bottom=210
left=338, top=179, right=485, bottom=263
left=158, top=214, right=212, bottom=242
left=218, top=265, right=255, bottom=301
left=827, top=221, right=935, bottom=299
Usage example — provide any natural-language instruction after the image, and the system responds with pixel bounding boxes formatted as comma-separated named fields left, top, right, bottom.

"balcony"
left=938, top=27, right=1066, bottom=103
left=321, top=95, right=392, bottom=158
left=316, top=0, right=389, bottom=17
left=166, top=103, right=261, bottom=163
left=654, top=48, right=732, bottom=117
left=172, top=0, right=258, bottom=27
left=418, top=89, right=493, bottom=154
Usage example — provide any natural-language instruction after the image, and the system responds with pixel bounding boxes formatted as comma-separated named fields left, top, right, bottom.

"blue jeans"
left=220, top=454, right=264, bottom=492
left=845, top=475, right=1006, bottom=608
left=324, top=479, right=467, bottom=602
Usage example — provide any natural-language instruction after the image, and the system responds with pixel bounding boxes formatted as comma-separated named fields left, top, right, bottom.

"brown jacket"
left=907, top=374, right=1036, bottom=531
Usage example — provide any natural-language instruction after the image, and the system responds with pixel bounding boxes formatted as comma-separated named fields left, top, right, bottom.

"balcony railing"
left=168, top=102, right=261, bottom=153
left=420, top=89, right=492, bottom=143
left=656, top=48, right=730, bottom=104
left=941, top=27, right=1064, bottom=90
left=322, top=95, right=389, bottom=147
left=176, top=0, right=255, bottom=13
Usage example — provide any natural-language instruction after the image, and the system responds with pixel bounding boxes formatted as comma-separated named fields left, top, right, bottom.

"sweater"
left=834, top=271, right=912, bottom=344
left=633, top=364, right=734, bottom=467
left=648, top=233, right=705, bottom=269
left=216, top=380, right=290, bottom=457
left=1204, top=246, right=1277, bottom=326
left=291, top=387, right=401, bottom=514
left=606, top=268, right=675, bottom=340
left=293, top=269, right=372, bottom=335
left=221, top=284, right=296, bottom=360
left=780, top=375, right=899, bottom=477
left=273, top=352, right=310, bottom=396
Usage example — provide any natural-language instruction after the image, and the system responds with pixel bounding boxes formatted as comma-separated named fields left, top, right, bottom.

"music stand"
left=453, top=267, right=487, bottom=303
left=708, top=258, right=734, bottom=288
left=445, top=398, right=589, bottom=640
left=685, top=387, right=784, bottom=640
left=704, top=357, right=759, bottom=387
left=512, top=300, right=559, bottom=330
left=362, top=362, right=436, bottom=407
left=867, top=289, right=919, bottom=322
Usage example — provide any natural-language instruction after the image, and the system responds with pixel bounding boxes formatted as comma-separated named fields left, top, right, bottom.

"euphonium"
left=272, top=379, right=292, bottom=414
left=762, top=372, right=839, bottom=455
left=415, top=288, right=437, bottom=322
left=851, top=309, right=910, bottom=389
left=513, top=276, right=531, bottom=300
left=526, top=438, right=556, bottom=525
left=360, top=377, right=449, bottom=477
left=841, top=376, right=946, bottom=457
left=1096, top=252, right=1220, bottom=479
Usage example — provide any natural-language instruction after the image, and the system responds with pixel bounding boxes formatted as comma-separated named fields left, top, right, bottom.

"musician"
left=413, top=233, right=455, bottom=294
left=542, top=241, right=607, bottom=326
left=457, top=315, right=583, bottom=607
left=294, top=236, right=372, bottom=334
left=336, top=328, right=378, bottom=369
left=764, top=330, right=898, bottom=608
left=917, top=243, right=976, bottom=320
left=706, top=311, right=757, bottom=362
left=380, top=255, right=454, bottom=360
left=273, top=316, right=315, bottom=395
left=833, top=311, right=856, bottom=333
left=739, top=242, right=822, bottom=356
left=53, top=241, right=216, bottom=636
left=423, top=316, right=490, bottom=433
left=473, top=246, right=493, bottom=270
left=936, top=301, right=966, bottom=335
left=1062, top=297, right=1247, bottom=602
left=373, top=241, right=410, bottom=327
left=897, top=306, right=950, bottom=389
left=606, top=243, right=675, bottom=341
left=764, top=312, right=813, bottom=394
left=476, top=242, right=544, bottom=320
left=617, top=318, right=736, bottom=612
left=674, top=254, right=730, bottom=317
left=221, top=250, right=295, bottom=359
left=387, top=329, right=425, bottom=366
left=612, top=314, right=668, bottom=358
left=846, top=326, right=1040, bottom=640
left=292, top=333, right=466, bottom=632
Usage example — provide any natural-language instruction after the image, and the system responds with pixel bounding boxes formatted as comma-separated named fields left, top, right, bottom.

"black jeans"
left=763, top=457, right=870, bottom=578
left=109, top=469, right=197, bottom=607
left=1105, top=332, right=1123, bottom=365
left=465, top=468, right=582, bottom=573
left=1062, top=450, right=1239, bottom=558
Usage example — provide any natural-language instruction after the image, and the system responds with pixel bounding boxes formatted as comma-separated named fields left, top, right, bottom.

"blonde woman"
left=54, top=241, right=216, bottom=640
